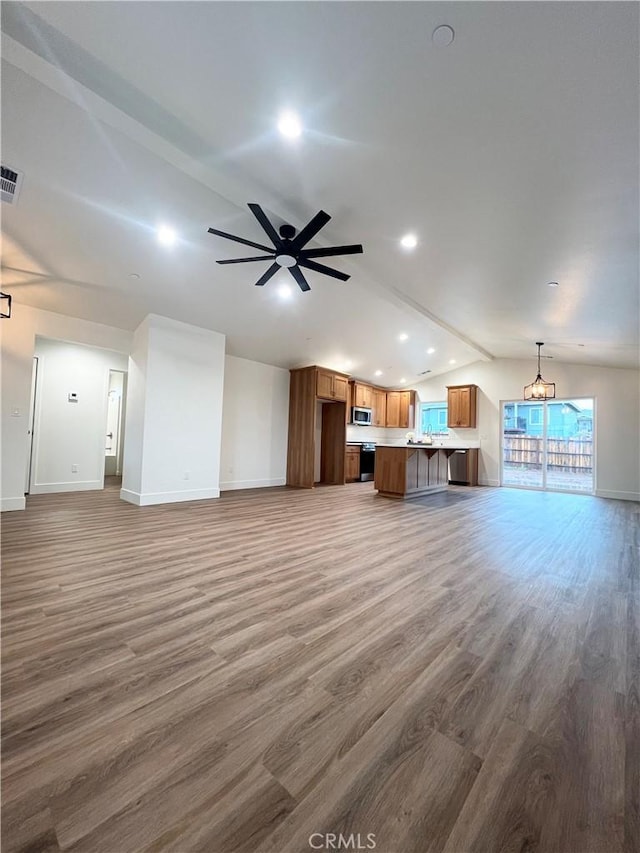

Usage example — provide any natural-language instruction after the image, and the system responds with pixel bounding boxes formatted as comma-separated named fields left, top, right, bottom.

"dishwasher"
left=448, top=449, right=471, bottom=485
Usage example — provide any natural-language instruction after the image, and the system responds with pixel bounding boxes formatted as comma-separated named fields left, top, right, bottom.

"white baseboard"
left=1, top=496, right=26, bottom=512
left=30, top=480, right=103, bottom=494
left=220, top=477, right=286, bottom=492
left=478, top=477, right=500, bottom=487
left=595, top=489, right=640, bottom=502
left=120, top=487, right=221, bottom=506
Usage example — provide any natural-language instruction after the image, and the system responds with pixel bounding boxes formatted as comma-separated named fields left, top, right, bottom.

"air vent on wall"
left=1, top=165, right=23, bottom=205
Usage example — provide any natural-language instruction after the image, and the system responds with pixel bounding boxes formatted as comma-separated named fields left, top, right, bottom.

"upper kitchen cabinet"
left=386, top=390, right=415, bottom=429
left=372, top=388, right=387, bottom=427
left=447, top=384, right=478, bottom=428
left=351, top=382, right=374, bottom=409
left=317, top=368, right=349, bottom=402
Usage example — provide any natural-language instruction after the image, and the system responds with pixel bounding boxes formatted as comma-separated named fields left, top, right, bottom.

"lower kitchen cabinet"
left=345, top=446, right=361, bottom=482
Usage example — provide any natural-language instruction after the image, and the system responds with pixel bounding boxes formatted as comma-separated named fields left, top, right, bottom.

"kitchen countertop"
left=375, top=444, right=477, bottom=450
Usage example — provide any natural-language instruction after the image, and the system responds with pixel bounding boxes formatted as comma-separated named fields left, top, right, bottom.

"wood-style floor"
left=1, top=480, right=638, bottom=853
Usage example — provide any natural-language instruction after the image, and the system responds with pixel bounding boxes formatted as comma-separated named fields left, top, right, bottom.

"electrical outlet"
left=71, top=464, right=79, bottom=473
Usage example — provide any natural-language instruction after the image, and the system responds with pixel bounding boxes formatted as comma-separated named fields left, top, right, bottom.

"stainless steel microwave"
left=351, top=406, right=372, bottom=425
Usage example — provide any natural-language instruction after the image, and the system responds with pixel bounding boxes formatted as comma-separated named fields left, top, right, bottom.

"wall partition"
left=501, top=398, right=594, bottom=494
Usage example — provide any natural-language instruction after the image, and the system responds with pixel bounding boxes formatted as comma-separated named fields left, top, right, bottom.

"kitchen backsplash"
left=346, top=424, right=480, bottom=448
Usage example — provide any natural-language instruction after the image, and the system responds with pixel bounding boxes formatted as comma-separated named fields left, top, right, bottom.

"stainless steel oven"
left=360, top=443, right=376, bottom=481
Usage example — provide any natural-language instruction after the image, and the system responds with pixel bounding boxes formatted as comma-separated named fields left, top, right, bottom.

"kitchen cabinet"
left=317, top=369, right=348, bottom=401
left=447, top=384, right=478, bottom=428
left=385, top=390, right=415, bottom=429
left=345, top=445, right=361, bottom=482
left=351, top=382, right=373, bottom=409
left=372, top=388, right=387, bottom=427
left=287, top=366, right=349, bottom=488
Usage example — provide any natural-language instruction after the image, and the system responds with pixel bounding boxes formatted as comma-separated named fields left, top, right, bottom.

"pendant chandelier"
left=524, top=342, right=555, bottom=401
left=0, top=292, right=11, bottom=319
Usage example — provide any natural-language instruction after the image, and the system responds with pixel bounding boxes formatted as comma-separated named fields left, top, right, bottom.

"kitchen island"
left=374, top=445, right=478, bottom=499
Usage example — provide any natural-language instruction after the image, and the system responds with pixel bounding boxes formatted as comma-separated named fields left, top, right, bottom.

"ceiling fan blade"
left=247, top=204, right=281, bottom=248
left=290, top=210, right=331, bottom=251
left=216, top=255, right=275, bottom=264
left=298, top=258, right=350, bottom=282
left=254, top=263, right=280, bottom=287
left=299, top=244, right=363, bottom=259
left=289, top=266, right=311, bottom=292
left=207, top=227, right=273, bottom=254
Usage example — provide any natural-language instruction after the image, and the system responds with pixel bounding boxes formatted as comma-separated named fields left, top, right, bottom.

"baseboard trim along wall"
left=120, top=487, right=221, bottom=506
left=30, top=480, right=104, bottom=494
left=478, top=478, right=500, bottom=487
left=220, top=478, right=286, bottom=492
left=595, top=488, right=640, bottom=502
left=1, top=496, right=27, bottom=512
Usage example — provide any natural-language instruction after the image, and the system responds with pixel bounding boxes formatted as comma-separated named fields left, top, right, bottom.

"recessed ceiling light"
left=449, top=359, right=457, bottom=365
left=277, top=283, right=293, bottom=300
left=426, top=347, right=435, bottom=354
left=547, top=281, right=560, bottom=287
left=432, top=25, right=455, bottom=47
left=400, top=234, right=418, bottom=250
left=374, top=370, right=383, bottom=377
left=277, top=111, right=302, bottom=139
left=399, top=378, right=407, bottom=384
left=157, top=226, right=177, bottom=247
left=399, top=332, right=409, bottom=341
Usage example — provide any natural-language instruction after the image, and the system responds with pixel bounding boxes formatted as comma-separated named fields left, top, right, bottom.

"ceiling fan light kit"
left=208, top=203, right=363, bottom=292
left=524, top=341, right=556, bottom=401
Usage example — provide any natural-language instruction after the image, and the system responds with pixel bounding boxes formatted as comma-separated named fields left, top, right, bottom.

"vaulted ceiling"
left=2, top=1, right=638, bottom=383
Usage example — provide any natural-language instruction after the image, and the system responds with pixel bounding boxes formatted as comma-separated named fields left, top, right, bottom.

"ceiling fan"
left=208, top=203, right=363, bottom=292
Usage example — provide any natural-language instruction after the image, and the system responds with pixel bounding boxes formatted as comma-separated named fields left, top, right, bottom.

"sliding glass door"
left=502, top=398, right=594, bottom=494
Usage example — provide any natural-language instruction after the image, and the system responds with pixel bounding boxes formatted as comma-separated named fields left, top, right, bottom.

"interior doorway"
left=104, top=370, right=127, bottom=479
left=25, top=356, right=39, bottom=494
left=501, top=398, right=595, bottom=494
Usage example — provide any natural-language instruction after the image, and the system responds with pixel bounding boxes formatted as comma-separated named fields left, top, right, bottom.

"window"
left=420, top=402, right=449, bottom=435
left=529, top=408, right=543, bottom=426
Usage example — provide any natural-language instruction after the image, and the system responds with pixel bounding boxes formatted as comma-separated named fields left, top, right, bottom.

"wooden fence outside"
left=503, top=436, right=593, bottom=473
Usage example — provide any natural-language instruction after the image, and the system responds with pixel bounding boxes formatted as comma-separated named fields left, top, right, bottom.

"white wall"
left=220, top=355, right=289, bottom=490
left=414, top=359, right=640, bottom=501
left=1, top=304, right=132, bottom=510
left=121, top=314, right=226, bottom=506
left=30, top=338, right=128, bottom=493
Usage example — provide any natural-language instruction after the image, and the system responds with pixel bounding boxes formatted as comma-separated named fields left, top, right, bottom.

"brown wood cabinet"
left=351, top=382, right=373, bottom=409
left=372, top=388, right=387, bottom=427
left=447, top=384, right=478, bottom=428
left=345, top=445, right=360, bottom=482
left=385, top=390, right=415, bottom=429
left=317, top=368, right=348, bottom=401
left=287, top=366, right=349, bottom=488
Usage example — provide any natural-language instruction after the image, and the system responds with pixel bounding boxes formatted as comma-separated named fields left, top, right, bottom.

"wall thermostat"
left=68, top=392, right=78, bottom=403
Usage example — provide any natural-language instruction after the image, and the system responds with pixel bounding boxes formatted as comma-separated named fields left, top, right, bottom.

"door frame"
left=500, top=397, right=596, bottom=495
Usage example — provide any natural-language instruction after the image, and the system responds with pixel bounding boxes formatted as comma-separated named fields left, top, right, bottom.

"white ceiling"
left=1, top=1, right=638, bottom=383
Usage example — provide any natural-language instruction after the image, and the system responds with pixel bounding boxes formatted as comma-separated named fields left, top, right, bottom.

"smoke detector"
left=1, top=165, right=24, bottom=205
